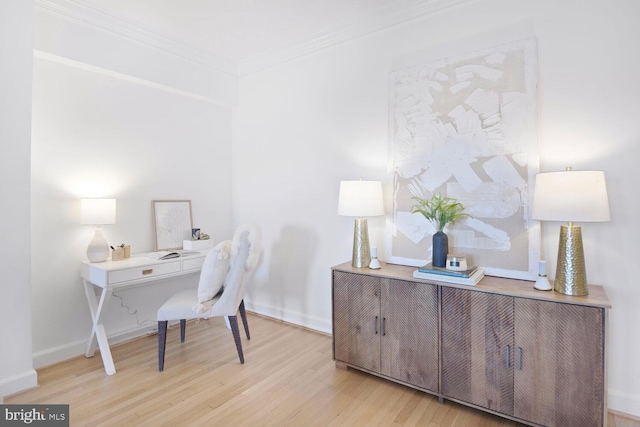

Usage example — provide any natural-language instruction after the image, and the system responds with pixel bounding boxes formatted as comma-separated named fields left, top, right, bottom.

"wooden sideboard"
left=331, top=262, right=611, bottom=427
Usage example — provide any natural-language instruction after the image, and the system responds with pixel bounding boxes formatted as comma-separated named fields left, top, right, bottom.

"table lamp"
left=81, top=198, right=116, bottom=262
left=532, top=168, right=610, bottom=296
left=338, top=181, right=385, bottom=268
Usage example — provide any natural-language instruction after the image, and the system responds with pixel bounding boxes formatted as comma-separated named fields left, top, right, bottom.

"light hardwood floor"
left=6, top=313, right=639, bottom=427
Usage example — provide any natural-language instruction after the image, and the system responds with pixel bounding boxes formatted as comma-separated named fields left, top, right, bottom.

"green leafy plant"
left=410, top=194, right=469, bottom=232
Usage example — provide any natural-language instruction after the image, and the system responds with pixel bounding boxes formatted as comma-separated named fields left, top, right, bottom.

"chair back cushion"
left=208, top=224, right=261, bottom=317
left=197, top=240, right=232, bottom=304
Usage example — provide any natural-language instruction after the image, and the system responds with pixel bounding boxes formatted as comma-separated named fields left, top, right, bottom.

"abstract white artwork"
left=387, top=38, right=539, bottom=280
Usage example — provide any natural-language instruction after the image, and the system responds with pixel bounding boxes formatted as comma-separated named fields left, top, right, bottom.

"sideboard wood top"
left=332, top=261, right=611, bottom=309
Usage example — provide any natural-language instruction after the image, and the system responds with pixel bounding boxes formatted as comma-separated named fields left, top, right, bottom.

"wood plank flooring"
left=6, top=313, right=639, bottom=427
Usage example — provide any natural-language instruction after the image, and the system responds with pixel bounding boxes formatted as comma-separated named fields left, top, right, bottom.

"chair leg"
left=180, top=319, right=186, bottom=342
left=228, top=315, right=244, bottom=364
left=239, top=300, right=250, bottom=340
left=158, top=321, right=168, bottom=372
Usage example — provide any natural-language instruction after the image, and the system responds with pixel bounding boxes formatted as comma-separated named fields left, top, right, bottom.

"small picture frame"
left=152, top=200, right=193, bottom=251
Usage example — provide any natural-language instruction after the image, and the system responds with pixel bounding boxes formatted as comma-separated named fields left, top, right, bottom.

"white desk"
left=80, top=251, right=208, bottom=375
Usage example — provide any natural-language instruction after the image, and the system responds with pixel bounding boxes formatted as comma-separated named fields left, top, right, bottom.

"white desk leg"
left=224, top=316, right=231, bottom=329
left=95, top=324, right=115, bottom=376
left=83, top=280, right=116, bottom=375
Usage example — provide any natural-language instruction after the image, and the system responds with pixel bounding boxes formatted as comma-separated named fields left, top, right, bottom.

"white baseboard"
left=33, top=324, right=160, bottom=369
left=33, top=339, right=87, bottom=369
left=32, top=303, right=324, bottom=372
left=244, top=300, right=331, bottom=334
left=608, top=388, right=640, bottom=419
left=0, top=369, right=38, bottom=398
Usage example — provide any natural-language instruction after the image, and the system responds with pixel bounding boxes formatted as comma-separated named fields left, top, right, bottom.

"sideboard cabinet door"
left=513, top=299, right=605, bottom=427
left=441, top=287, right=515, bottom=415
left=380, top=278, right=439, bottom=392
left=333, top=271, right=381, bottom=373
left=333, top=271, right=439, bottom=392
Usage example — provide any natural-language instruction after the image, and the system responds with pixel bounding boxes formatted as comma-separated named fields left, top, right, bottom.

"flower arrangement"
left=410, top=194, right=469, bottom=231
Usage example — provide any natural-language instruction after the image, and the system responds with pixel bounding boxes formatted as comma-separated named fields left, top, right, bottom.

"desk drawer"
left=183, top=256, right=206, bottom=272
left=108, top=261, right=181, bottom=284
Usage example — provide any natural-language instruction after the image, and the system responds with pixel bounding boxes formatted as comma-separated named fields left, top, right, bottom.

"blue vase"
left=432, top=231, right=448, bottom=267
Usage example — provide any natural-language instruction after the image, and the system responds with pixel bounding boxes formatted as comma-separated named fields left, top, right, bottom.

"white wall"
left=29, top=7, right=236, bottom=367
left=233, top=0, right=640, bottom=417
left=6, top=0, right=638, bottom=416
left=0, top=0, right=38, bottom=398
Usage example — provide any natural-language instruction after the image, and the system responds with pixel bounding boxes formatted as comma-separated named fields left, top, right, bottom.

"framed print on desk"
left=152, top=200, right=193, bottom=251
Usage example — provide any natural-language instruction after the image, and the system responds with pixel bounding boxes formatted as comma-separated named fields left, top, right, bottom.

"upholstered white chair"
left=156, top=224, right=261, bottom=371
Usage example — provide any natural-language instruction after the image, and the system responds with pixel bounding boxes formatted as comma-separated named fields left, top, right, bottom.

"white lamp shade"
left=338, top=181, right=385, bottom=217
left=532, top=170, right=610, bottom=222
left=81, top=199, right=116, bottom=225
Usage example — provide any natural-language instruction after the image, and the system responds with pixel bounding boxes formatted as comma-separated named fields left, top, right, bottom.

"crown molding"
left=35, top=0, right=476, bottom=78
left=236, top=0, right=478, bottom=76
left=35, top=0, right=237, bottom=76
left=33, top=50, right=233, bottom=107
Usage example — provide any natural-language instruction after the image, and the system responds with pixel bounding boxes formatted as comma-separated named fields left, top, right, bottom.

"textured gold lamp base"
left=351, top=218, right=371, bottom=268
left=555, top=224, right=588, bottom=296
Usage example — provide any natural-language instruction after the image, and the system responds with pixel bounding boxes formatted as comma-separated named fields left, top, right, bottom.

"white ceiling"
left=42, top=0, right=471, bottom=75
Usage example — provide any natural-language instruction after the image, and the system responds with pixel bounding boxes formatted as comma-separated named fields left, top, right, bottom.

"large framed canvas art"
left=387, top=38, right=539, bottom=280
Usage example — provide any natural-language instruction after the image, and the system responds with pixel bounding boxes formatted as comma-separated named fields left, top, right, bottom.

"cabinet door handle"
left=517, top=347, right=522, bottom=370
left=382, top=317, right=386, bottom=336
left=142, top=269, right=153, bottom=275
left=374, top=316, right=378, bottom=335
left=505, top=345, right=510, bottom=368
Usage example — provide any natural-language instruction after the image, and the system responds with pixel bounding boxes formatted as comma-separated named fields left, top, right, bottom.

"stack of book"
left=413, top=263, right=484, bottom=286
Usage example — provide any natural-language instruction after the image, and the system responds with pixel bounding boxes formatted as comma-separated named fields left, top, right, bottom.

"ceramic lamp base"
left=87, top=227, right=110, bottom=263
